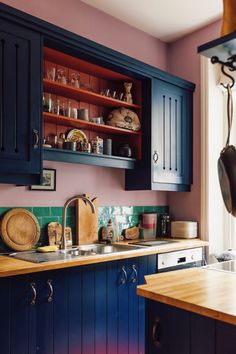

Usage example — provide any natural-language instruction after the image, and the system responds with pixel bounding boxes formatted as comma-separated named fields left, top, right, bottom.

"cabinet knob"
left=130, top=264, right=138, bottom=283
left=30, top=282, right=37, bottom=305
left=152, top=316, right=161, bottom=347
left=153, top=151, right=159, bottom=163
left=119, top=265, right=127, bottom=285
left=33, top=129, right=39, bottom=149
left=47, top=279, right=53, bottom=303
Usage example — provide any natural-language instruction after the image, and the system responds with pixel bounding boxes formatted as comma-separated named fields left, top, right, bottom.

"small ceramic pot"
left=118, top=144, right=132, bottom=157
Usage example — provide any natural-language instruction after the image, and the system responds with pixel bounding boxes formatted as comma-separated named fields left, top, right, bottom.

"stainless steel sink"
left=9, top=243, right=143, bottom=263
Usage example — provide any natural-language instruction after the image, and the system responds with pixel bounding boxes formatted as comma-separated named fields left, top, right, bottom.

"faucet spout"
left=61, top=195, right=96, bottom=251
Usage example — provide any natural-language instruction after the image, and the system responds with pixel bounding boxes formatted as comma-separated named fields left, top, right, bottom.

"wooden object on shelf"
left=47, top=222, right=72, bottom=247
left=76, top=195, right=98, bottom=245
left=221, top=0, right=236, bottom=36
left=123, top=82, right=133, bottom=103
left=107, top=107, right=141, bottom=131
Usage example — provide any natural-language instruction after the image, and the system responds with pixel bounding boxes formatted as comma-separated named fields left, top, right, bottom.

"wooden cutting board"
left=76, top=195, right=98, bottom=245
left=0, top=208, right=40, bottom=251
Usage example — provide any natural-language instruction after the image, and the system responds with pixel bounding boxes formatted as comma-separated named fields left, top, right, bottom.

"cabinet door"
left=0, top=278, right=10, bottom=354
left=191, top=313, right=215, bottom=354
left=152, top=79, right=192, bottom=191
left=29, top=270, right=69, bottom=354
left=146, top=301, right=190, bottom=354
left=216, top=320, right=236, bottom=354
left=0, top=19, right=42, bottom=185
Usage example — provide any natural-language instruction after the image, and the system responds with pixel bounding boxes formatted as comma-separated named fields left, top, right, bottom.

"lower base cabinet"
left=146, top=300, right=236, bottom=354
left=0, top=255, right=156, bottom=354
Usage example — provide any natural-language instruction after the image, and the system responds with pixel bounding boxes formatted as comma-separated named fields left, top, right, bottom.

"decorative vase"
left=221, top=0, right=236, bottom=36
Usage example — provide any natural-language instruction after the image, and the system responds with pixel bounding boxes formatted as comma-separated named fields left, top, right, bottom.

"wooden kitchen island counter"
left=138, top=266, right=236, bottom=354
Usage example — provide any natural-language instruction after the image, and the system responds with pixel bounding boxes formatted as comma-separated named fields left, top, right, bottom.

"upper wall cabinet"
left=0, top=17, right=42, bottom=185
left=0, top=3, right=195, bottom=190
left=125, top=78, right=194, bottom=191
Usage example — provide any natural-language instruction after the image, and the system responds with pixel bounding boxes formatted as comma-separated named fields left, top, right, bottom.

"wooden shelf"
left=43, top=112, right=141, bottom=136
left=43, top=148, right=136, bottom=169
left=43, top=79, right=141, bottom=109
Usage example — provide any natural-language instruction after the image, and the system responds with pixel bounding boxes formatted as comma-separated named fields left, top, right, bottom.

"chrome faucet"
left=61, top=195, right=96, bottom=252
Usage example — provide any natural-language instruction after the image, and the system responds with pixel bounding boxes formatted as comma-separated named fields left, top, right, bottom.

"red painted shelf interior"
left=43, top=112, right=141, bottom=136
left=43, top=46, right=142, bottom=161
left=43, top=79, right=141, bottom=109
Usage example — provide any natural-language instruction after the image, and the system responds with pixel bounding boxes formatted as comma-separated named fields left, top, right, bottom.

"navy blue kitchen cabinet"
left=0, top=255, right=156, bottom=354
left=0, top=3, right=195, bottom=190
left=126, top=78, right=194, bottom=192
left=0, top=16, right=42, bottom=185
left=146, top=300, right=236, bottom=354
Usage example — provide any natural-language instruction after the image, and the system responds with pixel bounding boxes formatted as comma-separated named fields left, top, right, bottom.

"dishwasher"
left=157, top=247, right=204, bottom=272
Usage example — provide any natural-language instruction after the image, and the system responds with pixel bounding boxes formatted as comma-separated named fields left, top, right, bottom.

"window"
left=201, top=57, right=236, bottom=258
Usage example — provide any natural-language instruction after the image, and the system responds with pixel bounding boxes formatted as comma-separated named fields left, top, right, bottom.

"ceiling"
left=81, top=0, right=223, bottom=42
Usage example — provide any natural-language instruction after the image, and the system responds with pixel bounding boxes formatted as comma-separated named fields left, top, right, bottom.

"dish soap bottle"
left=102, top=219, right=115, bottom=242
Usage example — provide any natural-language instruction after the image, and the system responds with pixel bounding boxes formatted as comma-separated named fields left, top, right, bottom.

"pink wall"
left=167, top=21, right=221, bottom=223
left=0, top=0, right=168, bottom=207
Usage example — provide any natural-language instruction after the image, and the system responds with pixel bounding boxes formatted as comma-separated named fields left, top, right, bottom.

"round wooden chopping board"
left=0, top=208, right=40, bottom=251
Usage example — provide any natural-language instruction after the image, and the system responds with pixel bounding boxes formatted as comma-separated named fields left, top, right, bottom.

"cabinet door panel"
left=128, top=258, right=139, bottom=354
left=191, top=313, right=215, bottom=354
left=152, top=79, right=192, bottom=189
left=216, top=320, right=236, bottom=354
left=31, top=273, right=54, bottom=354
left=107, top=261, right=119, bottom=354
left=53, top=271, right=69, bottom=354
left=146, top=300, right=169, bottom=354
left=10, top=276, right=30, bottom=354
left=82, top=265, right=95, bottom=354
left=0, top=19, right=42, bottom=183
left=68, top=268, right=82, bottom=354
left=0, top=278, right=10, bottom=354
left=168, top=306, right=190, bottom=354
left=95, top=263, right=107, bottom=354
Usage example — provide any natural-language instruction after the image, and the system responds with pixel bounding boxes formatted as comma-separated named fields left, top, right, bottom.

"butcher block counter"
left=0, top=238, right=207, bottom=277
left=137, top=266, right=236, bottom=325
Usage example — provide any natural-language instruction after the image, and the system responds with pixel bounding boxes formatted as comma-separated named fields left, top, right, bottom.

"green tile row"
left=0, top=205, right=168, bottom=249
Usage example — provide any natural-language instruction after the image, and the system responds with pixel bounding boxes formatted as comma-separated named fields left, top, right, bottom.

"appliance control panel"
left=157, top=247, right=203, bottom=270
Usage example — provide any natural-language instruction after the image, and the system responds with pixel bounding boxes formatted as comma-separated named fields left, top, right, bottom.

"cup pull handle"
left=120, top=265, right=127, bottom=285
left=153, top=151, right=159, bottom=163
left=30, top=282, right=37, bottom=305
left=130, top=264, right=138, bottom=283
left=33, top=129, right=39, bottom=149
left=47, top=279, right=53, bottom=303
left=152, top=316, right=161, bottom=347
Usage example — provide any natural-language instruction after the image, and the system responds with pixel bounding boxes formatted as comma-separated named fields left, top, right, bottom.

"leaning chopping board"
left=0, top=208, right=40, bottom=251
left=76, top=195, right=98, bottom=245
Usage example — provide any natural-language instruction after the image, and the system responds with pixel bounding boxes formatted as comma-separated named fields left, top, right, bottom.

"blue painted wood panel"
left=0, top=18, right=42, bottom=184
left=107, top=261, right=119, bottom=354
left=95, top=262, right=107, bottom=354
left=68, top=268, right=82, bottom=354
left=82, top=265, right=95, bottom=354
left=0, top=278, right=10, bottom=354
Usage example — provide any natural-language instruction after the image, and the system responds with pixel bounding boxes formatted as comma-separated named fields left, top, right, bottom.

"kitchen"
left=0, top=0, right=234, bottom=353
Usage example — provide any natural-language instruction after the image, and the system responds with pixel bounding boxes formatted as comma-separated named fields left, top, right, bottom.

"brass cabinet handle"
left=130, top=264, right=138, bottom=283
left=153, top=151, right=159, bottom=163
left=47, top=279, right=53, bottom=303
left=119, top=265, right=127, bottom=285
left=33, top=129, right=39, bottom=149
left=152, top=316, right=161, bottom=347
left=30, top=282, right=37, bottom=305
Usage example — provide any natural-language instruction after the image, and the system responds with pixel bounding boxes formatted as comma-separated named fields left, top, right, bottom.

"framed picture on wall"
left=30, top=169, right=56, bottom=191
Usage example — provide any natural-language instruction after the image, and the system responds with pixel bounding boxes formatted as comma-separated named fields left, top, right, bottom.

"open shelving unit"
left=43, top=47, right=142, bottom=168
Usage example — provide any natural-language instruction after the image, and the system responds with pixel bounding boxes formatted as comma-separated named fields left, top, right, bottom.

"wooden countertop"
left=0, top=238, right=207, bottom=278
left=137, top=267, right=236, bottom=326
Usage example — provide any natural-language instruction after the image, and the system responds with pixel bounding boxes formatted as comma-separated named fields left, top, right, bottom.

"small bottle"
left=57, top=133, right=65, bottom=149
left=101, top=219, right=114, bottom=242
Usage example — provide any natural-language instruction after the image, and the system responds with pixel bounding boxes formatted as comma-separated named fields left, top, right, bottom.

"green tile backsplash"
left=0, top=205, right=168, bottom=251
